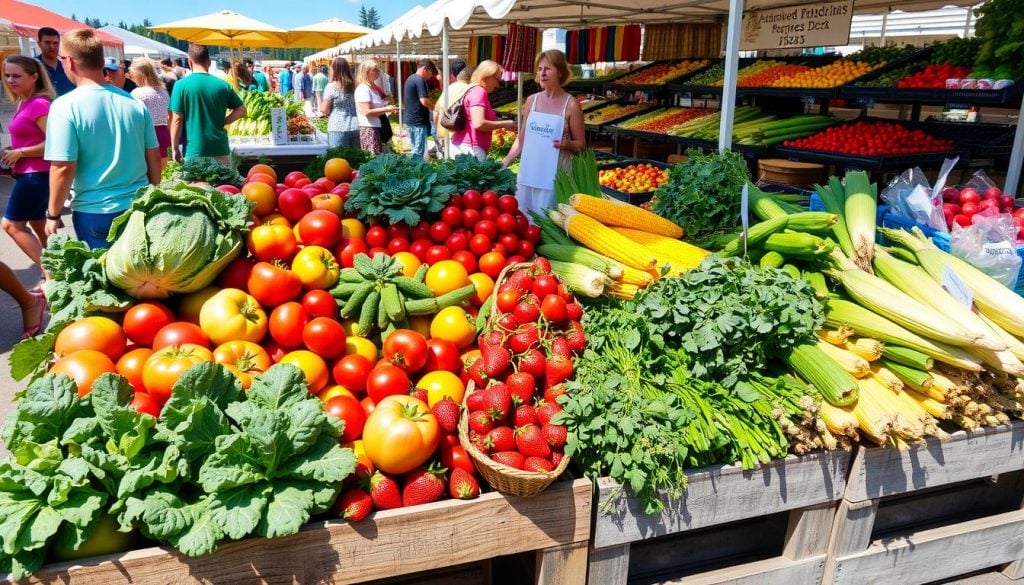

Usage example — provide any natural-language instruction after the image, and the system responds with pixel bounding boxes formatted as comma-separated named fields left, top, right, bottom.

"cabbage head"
left=104, top=183, right=254, bottom=299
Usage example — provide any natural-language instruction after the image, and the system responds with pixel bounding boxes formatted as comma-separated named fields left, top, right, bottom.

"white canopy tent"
left=99, top=26, right=188, bottom=60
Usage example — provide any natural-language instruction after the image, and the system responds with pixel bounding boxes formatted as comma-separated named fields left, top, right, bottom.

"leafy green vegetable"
left=162, top=157, right=244, bottom=187
left=633, top=257, right=824, bottom=388
left=346, top=154, right=456, bottom=226
left=104, top=183, right=254, bottom=299
left=973, top=0, right=1024, bottom=80
left=436, top=154, right=517, bottom=196
left=302, top=146, right=372, bottom=180
left=653, top=149, right=750, bottom=246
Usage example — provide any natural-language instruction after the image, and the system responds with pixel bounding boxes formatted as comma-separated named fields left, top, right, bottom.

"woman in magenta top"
left=450, top=60, right=515, bottom=161
left=2, top=55, right=53, bottom=287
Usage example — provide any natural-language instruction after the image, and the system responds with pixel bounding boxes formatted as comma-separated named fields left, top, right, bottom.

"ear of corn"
left=819, top=402, right=859, bottom=439
left=618, top=265, right=656, bottom=287
left=844, top=171, right=876, bottom=272
left=570, top=194, right=684, bottom=238
left=610, top=226, right=710, bottom=273
left=880, top=360, right=933, bottom=395
left=977, top=312, right=1024, bottom=363
left=759, top=251, right=785, bottom=269
left=817, top=341, right=871, bottom=377
left=546, top=260, right=609, bottom=298
left=764, top=232, right=834, bottom=258
left=818, top=327, right=854, bottom=346
left=555, top=206, right=658, bottom=271
left=845, top=338, right=883, bottom=361
left=968, top=346, right=1024, bottom=377
left=906, top=389, right=951, bottom=420
left=871, top=365, right=904, bottom=392
left=815, top=179, right=855, bottom=259
left=719, top=215, right=789, bottom=257
left=803, top=271, right=830, bottom=300
left=748, top=183, right=789, bottom=220
left=880, top=345, right=934, bottom=371
left=786, top=212, right=838, bottom=233
left=537, top=244, right=624, bottom=280
left=607, top=282, right=640, bottom=300
left=783, top=343, right=859, bottom=406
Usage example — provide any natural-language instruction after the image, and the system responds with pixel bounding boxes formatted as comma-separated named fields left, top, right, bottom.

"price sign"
left=740, top=0, right=854, bottom=51
left=942, top=265, right=973, bottom=309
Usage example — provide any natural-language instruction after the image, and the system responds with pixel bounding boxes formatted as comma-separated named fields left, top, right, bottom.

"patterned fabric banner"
left=566, top=25, right=641, bottom=64
left=501, top=22, right=540, bottom=73
left=642, top=23, right=722, bottom=60
left=468, top=35, right=506, bottom=66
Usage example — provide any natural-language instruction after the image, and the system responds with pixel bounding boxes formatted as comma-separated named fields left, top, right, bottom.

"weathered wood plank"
left=844, top=421, right=1024, bottom=503
left=830, top=509, right=1024, bottom=585
left=783, top=503, right=837, bottom=561
left=586, top=543, right=629, bottom=585
left=592, top=451, right=850, bottom=549
left=652, top=555, right=825, bottom=585
left=15, top=479, right=591, bottom=585
left=536, top=540, right=588, bottom=585
left=821, top=498, right=879, bottom=584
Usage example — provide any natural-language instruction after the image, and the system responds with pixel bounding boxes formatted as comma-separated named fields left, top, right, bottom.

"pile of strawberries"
left=463, top=258, right=586, bottom=472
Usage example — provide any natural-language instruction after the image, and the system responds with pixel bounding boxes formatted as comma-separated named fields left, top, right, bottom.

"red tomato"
left=496, top=289, right=521, bottom=313
left=364, top=226, right=389, bottom=248
left=497, top=233, right=520, bottom=254
left=410, top=239, right=432, bottom=262
left=299, top=210, right=343, bottom=248
left=382, top=329, right=429, bottom=372
left=116, top=347, right=153, bottom=394
left=481, top=190, right=499, bottom=207
left=366, top=364, right=412, bottom=403
left=269, top=302, right=310, bottom=348
left=524, top=225, right=542, bottom=244
left=277, top=188, right=313, bottom=222
left=541, top=294, right=568, bottom=323
left=386, top=223, right=409, bottom=242
left=368, top=246, right=389, bottom=258
left=424, top=338, right=461, bottom=373
left=302, top=289, right=338, bottom=320
left=480, top=206, right=500, bottom=222
left=248, top=261, right=303, bottom=307
left=440, top=445, right=476, bottom=475
left=131, top=392, right=161, bottom=417
left=152, top=322, right=209, bottom=350
left=284, top=171, right=308, bottom=187
left=361, top=395, right=376, bottom=417
left=467, top=234, right=491, bottom=256
left=497, top=195, right=519, bottom=213
left=532, top=274, right=559, bottom=299
left=479, top=251, right=506, bottom=279
left=332, top=354, right=373, bottom=390
left=474, top=220, right=498, bottom=240
left=325, top=396, right=367, bottom=443
left=445, top=232, right=469, bottom=252
left=462, top=190, right=481, bottom=210
left=336, top=237, right=369, bottom=268
left=386, top=238, right=410, bottom=254
left=410, top=221, right=432, bottom=241
left=461, top=208, right=481, bottom=228
left=517, top=240, right=535, bottom=259
left=430, top=221, right=452, bottom=243
left=496, top=213, right=518, bottom=234
left=49, top=350, right=117, bottom=397
left=218, top=257, right=256, bottom=291
left=264, top=340, right=288, bottom=363
left=303, top=317, right=348, bottom=359
left=425, top=245, right=452, bottom=264
left=448, top=194, right=464, bottom=209
left=121, top=303, right=174, bottom=347
left=451, top=250, right=477, bottom=274
left=247, top=224, right=297, bottom=262
left=441, top=206, right=462, bottom=227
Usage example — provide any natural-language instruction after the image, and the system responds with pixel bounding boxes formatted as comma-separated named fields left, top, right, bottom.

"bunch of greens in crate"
left=302, top=146, right=373, bottom=180
left=436, top=154, right=517, bottom=196
left=554, top=149, right=601, bottom=205
left=0, top=363, right=354, bottom=577
left=346, top=154, right=457, bottom=226
left=162, top=157, right=243, bottom=187
left=652, top=149, right=750, bottom=246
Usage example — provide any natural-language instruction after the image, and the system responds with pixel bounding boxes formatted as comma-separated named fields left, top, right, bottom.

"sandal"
left=21, top=295, right=47, bottom=339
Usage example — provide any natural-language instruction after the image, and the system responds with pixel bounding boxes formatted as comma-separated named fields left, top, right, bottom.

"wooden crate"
left=13, top=478, right=591, bottom=585
left=588, top=450, right=852, bottom=585
left=824, top=421, right=1024, bottom=585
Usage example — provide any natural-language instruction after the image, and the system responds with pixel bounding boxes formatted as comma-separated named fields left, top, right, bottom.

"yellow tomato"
left=293, top=223, right=304, bottom=245
left=392, top=252, right=421, bottom=277
left=261, top=213, right=292, bottom=228
left=341, top=219, right=366, bottom=240
left=178, top=287, right=220, bottom=324
left=407, top=315, right=432, bottom=339
left=199, top=288, right=268, bottom=346
left=319, top=384, right=357, bottom=402
left=279, top=350, right=329, bottom=393
left=425, top=260, right=469, bottom=295
left=291, top=246, right=340, bottom=290
left=467, top=273, right=494, bottom=306
left=430, top=306, right=476, bottom=349
left=345, top=336, right=379, bottom=362
left=415, top=370, right=465, bottom=407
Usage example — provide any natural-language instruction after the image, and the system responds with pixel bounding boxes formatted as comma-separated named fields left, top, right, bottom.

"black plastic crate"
left=583, top=102, right=658, bottom=131
left=772, top=145, right=969, bottom=171
left=596, top=159, right=670, bottom=204
left=605, top=59, right=716, bottom=92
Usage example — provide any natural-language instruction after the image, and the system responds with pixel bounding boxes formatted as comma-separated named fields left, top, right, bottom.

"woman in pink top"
left=2, top=55, right=54, bottom=285
left=450, top=60, right=515, bottom=161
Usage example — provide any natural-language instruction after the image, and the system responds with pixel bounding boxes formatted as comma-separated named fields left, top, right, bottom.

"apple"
left=959, top=188, right=980, bottom=205
left=953, top=214, right=972, bottom=228
left=984, top=186, right=1003, bottom=200
left=277, top=188, right=313, bottom=221
left=284, top=171, right=308, bottom=188
left=311, top=193, right=344, bottom=216
left=941, top=187, right=961, bottom=204
left=215, top=184, right=240, bottom=194
left=961, top=202, right=980, bottom=216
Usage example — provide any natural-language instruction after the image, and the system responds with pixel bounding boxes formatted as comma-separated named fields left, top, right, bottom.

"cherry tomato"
left=279, top=350, right=330, bottom=393
left=325, top=396, right=367, bottom=443
left=382, top=329, right=429, bottom=372
left=430, top=221, right=452, bottom=243
left=386, top=223, right=410, bottom=242
left=365, top=226, right=389, bottom=248
left=366, top=364, right=411, bottom=403
left=474, top=220, right=498, bottom=240
left=541, top=294, right=568, bottom=323
left=410, top=221, right=432, bottom=241
left=532, top=274, right=559, bottom=299
left=386, top=238, right=410, bottom=254
left=441, top=206, right=462, bottom=226
left=440, top=445, right=476, bottom=475
left=462, top=190, right=482, bottom=210
left=496, top=213, right=517, bottom=234
left=131, top=393, right=161, bottom=418
left=303, top=317, right=348, bottom=359
left=302, top=289, right=338, bottom=320
left=478, top=251, right=506, bottom=279
left=152, top=322, right=209, bottom=350
left=332, top=353, right=373, bottom=390
left=116, top=347, right=153, bottom=394
left=336, top=237, right=369, bottom=268
left=496, top=289, right=521, bottom=313
left=480, top=206, right=500, bottom=222
left=461, top=208, right=481, bottom=228
left=269, top=302, right=310, bottom=348
left=410, top=239, right=432, bottom=262
left=445, top=232, right=469, bottom=252
left=497, top=233, right=520, bottom=254
left=425, top=245, right=452, bottom=264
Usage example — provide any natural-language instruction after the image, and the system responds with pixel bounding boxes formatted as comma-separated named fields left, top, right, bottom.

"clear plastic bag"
left=880, top=157, right=960, bottom=234
left=950, top=211, right=1021, bottom=289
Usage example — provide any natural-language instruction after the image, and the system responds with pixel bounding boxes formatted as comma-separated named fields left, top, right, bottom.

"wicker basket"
left=456, top=261, right=572, bottom=497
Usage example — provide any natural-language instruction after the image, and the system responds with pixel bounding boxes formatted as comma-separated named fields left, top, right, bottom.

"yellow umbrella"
left=150, top=10, right=289, bottom=49
left=286, top=18, right=374, bottom=49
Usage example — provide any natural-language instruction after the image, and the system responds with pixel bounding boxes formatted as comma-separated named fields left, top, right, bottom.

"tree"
left=358, top=6, right=370, bottom=28
left=366, top=7, right=382, bottom=29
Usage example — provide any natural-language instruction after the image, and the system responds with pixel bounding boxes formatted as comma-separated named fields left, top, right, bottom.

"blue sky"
left=33, top=0, right=421, bottom=30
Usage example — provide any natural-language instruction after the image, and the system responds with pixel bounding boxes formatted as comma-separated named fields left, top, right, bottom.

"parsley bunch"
left=653, top=149, right=750, bottom=246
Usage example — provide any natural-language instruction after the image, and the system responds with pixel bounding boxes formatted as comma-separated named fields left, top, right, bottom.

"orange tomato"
left=392, top=252, right=421, bottom=277
left=55, top=316, right=127, bottom=361
left=246, top=173, right=277, bottom=188
left=407, top=315, right=432, bottom=339
left=478, top=251, right=506, bottom=279
left=341, top=219, right=366, bottom=240
left=319, top=384, right=357, bottom=402
left=247, top=224, right=298, bottom=262
left=278, top=350, right=329, bottom=393
left=260, top=213, right=292, bottom=228
left=341, top=439, right=375, bottom=482
left=116, top=347, right=154, bottom=394
left=241, top=182, right=277, bottom=217
left=50, top=349, right=118, bottom=397
left=361, top=395, right=440, bottom=474
left=247, top=163, right=278, bottom=183
left=323, top=158, right=352, bottom=183
left=425, top=260, right=469, bottom=295
left=467, top=272, right=494, bottom=306
left=213, top=340, right=271, bottom=389
left=143, top=344, right=214, bottom=404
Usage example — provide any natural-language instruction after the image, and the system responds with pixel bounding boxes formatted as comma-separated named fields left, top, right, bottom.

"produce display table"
left=13, top=478, right=592, bottom=585
left=588, top=450, right=851, bottom=585
left=824, top=421, right=1024, bottom=585
left=231, top=140, right=330, bottom=158
left=772, top=146, right=970, bottom=172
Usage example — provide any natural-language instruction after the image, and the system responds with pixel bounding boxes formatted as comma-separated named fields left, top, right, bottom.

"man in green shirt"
left=169, top=44, right=246, bottom=165
left=312, top=65, right=328, bottom=113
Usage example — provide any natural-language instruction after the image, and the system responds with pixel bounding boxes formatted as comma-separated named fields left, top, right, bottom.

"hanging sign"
left=740, top=0, right=854, bottom=51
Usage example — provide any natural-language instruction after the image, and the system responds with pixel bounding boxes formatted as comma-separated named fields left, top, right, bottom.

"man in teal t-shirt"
left=312, top=65, right=328, bottom=112
left=44, top=28, right=160, bottom=250
left=169, top=43, right=246, bottom=164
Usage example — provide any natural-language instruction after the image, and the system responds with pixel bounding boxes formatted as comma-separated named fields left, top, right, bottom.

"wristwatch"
left=46, top=212, right=61, bottom=221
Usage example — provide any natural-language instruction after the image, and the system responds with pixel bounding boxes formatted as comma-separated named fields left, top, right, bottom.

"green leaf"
left=8, top=330, right=58, bottom=382
left=117, top=446, right=185, bottom=499
left=155, top=392, right=232, bottom=462
left=207, top=483, right=270, bottom=540
left=279, top=436, right=355, bottom=483
left=198, top=434, right=266, bottom=492
left=90, top=373, right=153, bottom=450
left=168, top=362, right=244, bottom=409
left=247, top=364, right=309, bottom=413
left=257, top=481, right=316, bottom=539
left=2, top=374, right=87, bottom=449
left=51, top=486, right=106, bottom=530
left=283, top=399, right=330, bottom=454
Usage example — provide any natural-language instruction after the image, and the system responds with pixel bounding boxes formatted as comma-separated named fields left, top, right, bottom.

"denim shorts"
left=4, top=171, right=49, bottom=221
left=72, top=210, right=120, bottom=250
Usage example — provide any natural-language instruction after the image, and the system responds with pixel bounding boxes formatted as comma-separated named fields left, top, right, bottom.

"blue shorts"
left=4, top=171, right=49, bottom=222
left=72, top=210, right=120, bottom=250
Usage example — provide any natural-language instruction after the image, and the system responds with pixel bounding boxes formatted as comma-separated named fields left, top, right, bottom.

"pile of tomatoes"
left=897, top=63, right=972, bottom=89
left=598, top=163, right=669, bottom=194
left=783, top=121, right=955, bottom=157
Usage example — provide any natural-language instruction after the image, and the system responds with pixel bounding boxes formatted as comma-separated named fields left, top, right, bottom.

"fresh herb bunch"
left=346, top=154, right=457, bottom=226
left=972, top=0, right=1024, bottom=80
left=631, top=257, right=825, bottom=388
left=302, top=146, right=373, bottom=180
left=929, top=37, right=982, bottom=68
left=162, top=157, right=244, bottom=187
left=436, top=154, right=517, bottom=195
left=0, top=363, right=354, bottom=578
left=653, top=149, right=750, bottom=246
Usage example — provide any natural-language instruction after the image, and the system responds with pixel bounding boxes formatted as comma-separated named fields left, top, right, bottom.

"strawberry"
left=468, top=430, right=488, bottom=452
left=542, top=423, right=567, bottom=448
left=482, top=383, right=512, bottom=420
left=565, top=303, right=583, bottom=322
left=524, top=456, right=555, bottom=473
left=336, top=488, right=373, bottom=522
left=536, top=401, right=563, bottom=426
left=507, top=372, right=537, bottom=406
left=551, top=449, right=565, bottom=468
left=532, top=256, right=552, bottom=273
left=431, top=397, right=461, bottom=434
left=501, top=269, right=531, bottom=293
left=448, top=467, right=480, bottom=499
left=366, top=471, right=402, bottom=510
left=486, top=426, right=516, bottom=453
left=481, top=339, right=512, bottom=378
left=545, top=355, right=574, bottom=386
left=543, top=383, right=568, bottom=404
left=466, top=388, right=487, bottom=411
left=479, top=328, right=505, bottom=349
left=491, top=450, right=526, bottom=469
left=467, top=357, right=488, bottom=387
left=468, top=410, right=495, bottom=435
left=565, top=320, right=586, bottom=354
left=515, top=424, right=552, bottom=458
left=550, top=336, right=572, bottom=360
left=509, top=325, right=540, bottom=354
left=513, top=404, right=539, bottom=427
left=409, top=388, right=429, bottom=403
left=518, top=348, right=546, bottom=379
left=402, top=463, right=448, bottom=506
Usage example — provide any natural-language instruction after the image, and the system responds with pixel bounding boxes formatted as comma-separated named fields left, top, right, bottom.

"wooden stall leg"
left=783, top=502, right=838, bottom=561
left=536, top=540, right=588, bottom=585
left=1001, top=491, right=1024, bottom=580
left=587, top=543, right=630, bottom=585
left=821, top=498, right=879, bottom=583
